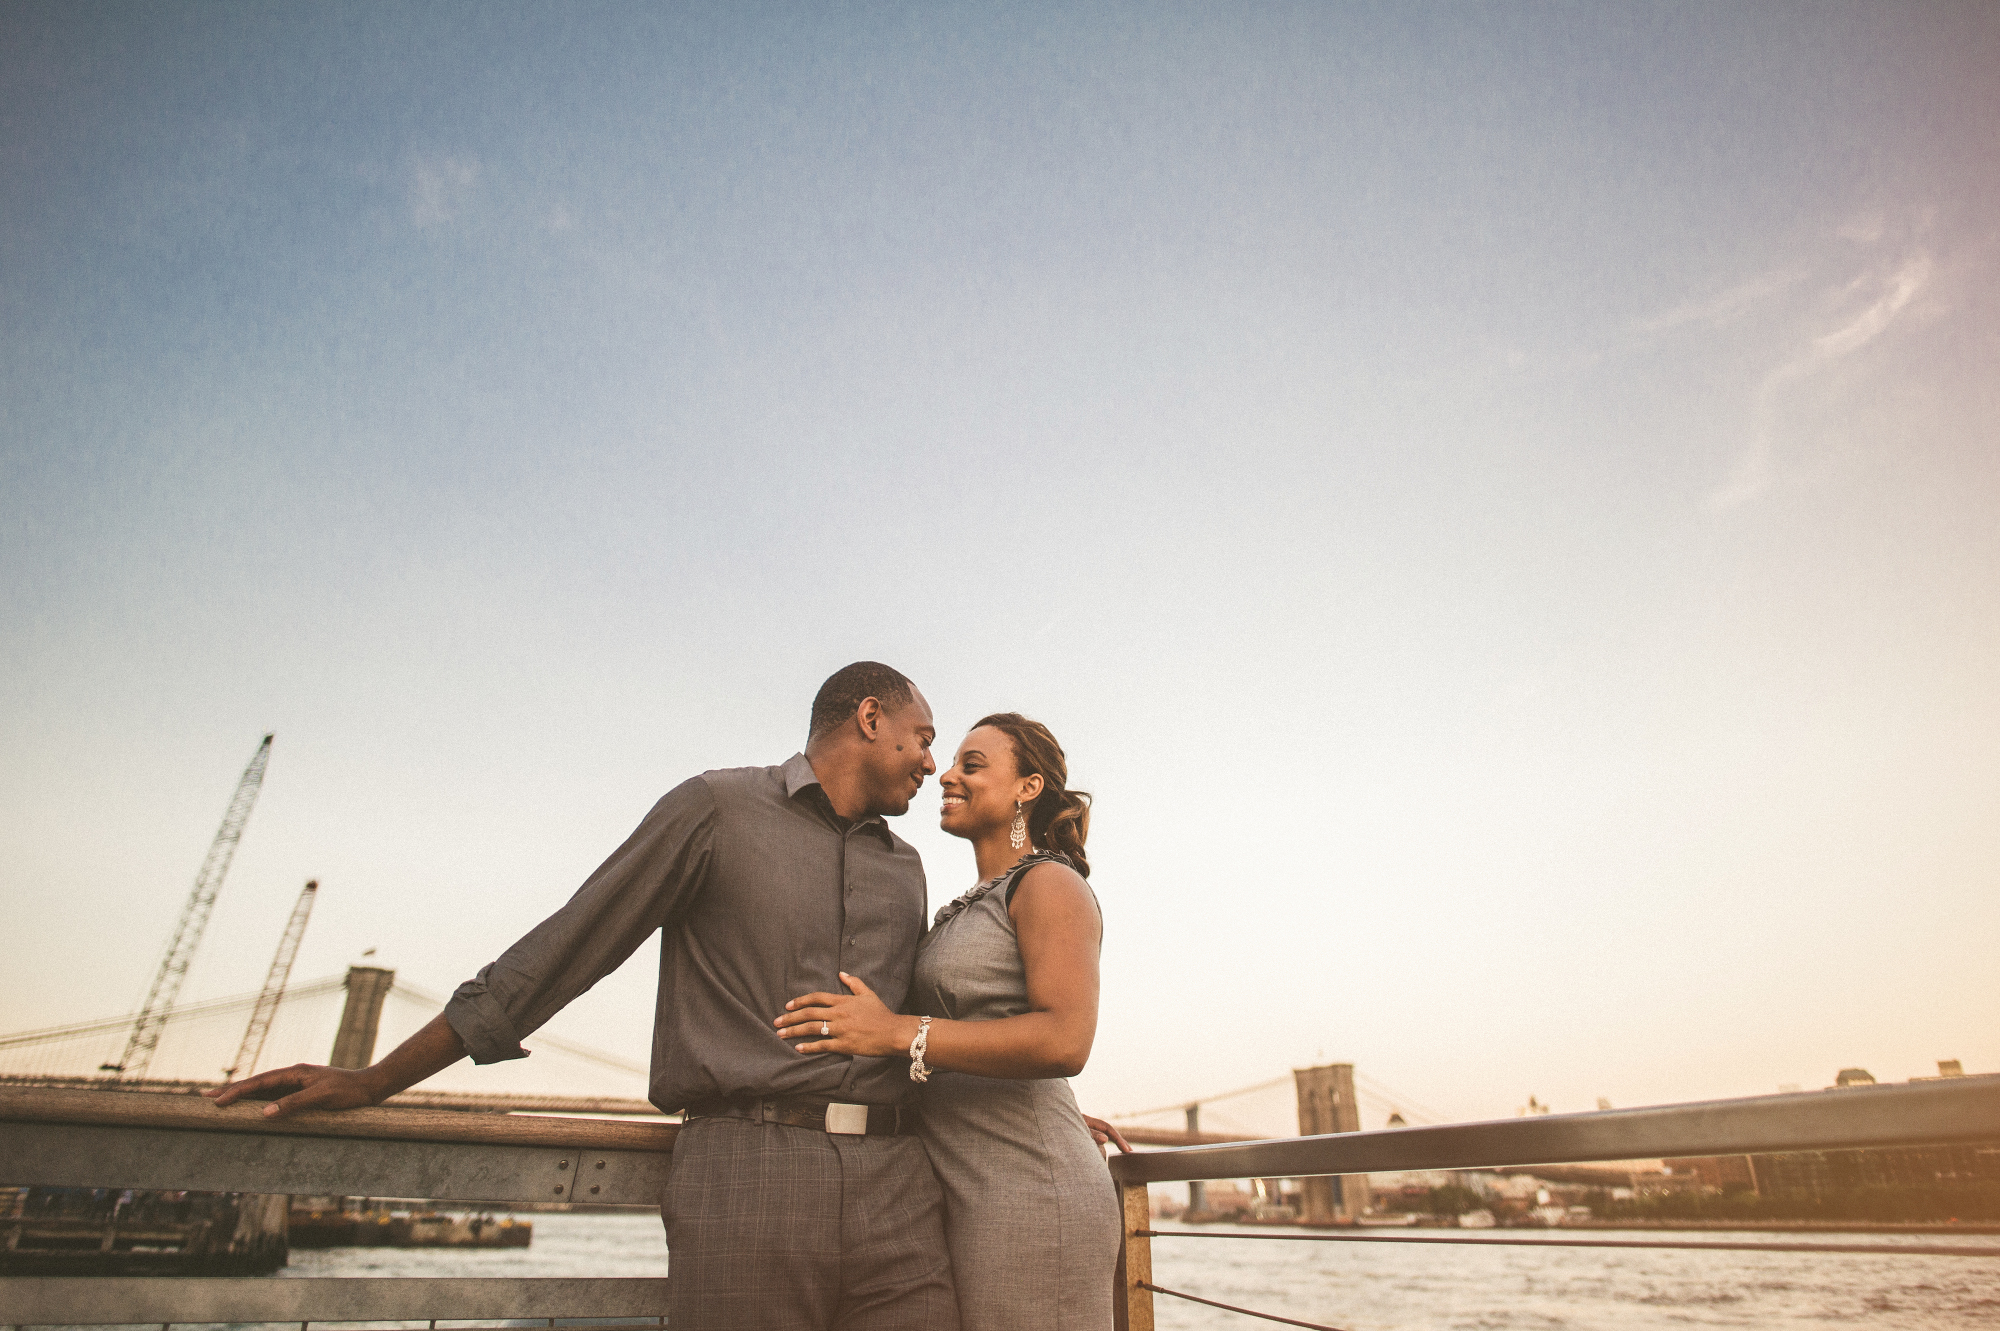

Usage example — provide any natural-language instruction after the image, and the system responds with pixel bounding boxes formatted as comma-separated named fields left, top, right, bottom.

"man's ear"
left=855, top=696, right=884, bottom=741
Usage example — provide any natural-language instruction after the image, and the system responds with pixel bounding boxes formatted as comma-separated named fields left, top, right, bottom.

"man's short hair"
left=809, top=662, right=916, bottom=742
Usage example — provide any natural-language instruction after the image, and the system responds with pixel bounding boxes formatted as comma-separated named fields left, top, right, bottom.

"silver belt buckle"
left=824, top=1102, right=870, bottom=1135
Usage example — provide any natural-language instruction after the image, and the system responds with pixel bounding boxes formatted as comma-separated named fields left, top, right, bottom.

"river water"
left=282, top=1213, right=2000, bottom=1329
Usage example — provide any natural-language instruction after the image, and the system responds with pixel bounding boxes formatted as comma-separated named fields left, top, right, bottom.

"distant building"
left=1752, top=1143, right=2000, bottom=1197
left=1370, top=1183, right=1435, bottom=1213
left=1649, top=1140, right=2000, bottom=1201
left=1650, top=1064, right=1994, bottom=1201
left=1661, top=1154, right=1758, bottom=1193
left=1181, top=1181, right=1254, bottom=1219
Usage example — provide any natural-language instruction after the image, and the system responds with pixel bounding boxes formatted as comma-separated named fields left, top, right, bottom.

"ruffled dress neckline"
left=930, top=850, right=1073, bottom=927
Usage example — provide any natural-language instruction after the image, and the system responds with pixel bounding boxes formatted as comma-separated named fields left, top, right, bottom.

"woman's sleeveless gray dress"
left=909, top=851, right=1120, bottom=1331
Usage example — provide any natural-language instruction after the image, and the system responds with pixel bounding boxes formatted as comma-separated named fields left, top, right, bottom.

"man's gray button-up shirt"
left=443, top=753, right=928, bottom=1113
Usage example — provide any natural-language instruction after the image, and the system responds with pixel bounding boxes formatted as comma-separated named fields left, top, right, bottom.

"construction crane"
left=224, top=878, right=318, bottom=1080
left=107, top=734, right=274, bottom=1083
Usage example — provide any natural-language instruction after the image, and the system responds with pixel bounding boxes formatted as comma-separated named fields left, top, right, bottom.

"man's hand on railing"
left=205, top=1011, right=471, bottom=1118
left=205, top=1062, right=386, bottom=1117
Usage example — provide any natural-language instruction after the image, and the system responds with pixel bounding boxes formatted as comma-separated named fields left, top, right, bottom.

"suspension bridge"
left=3, top=731, right=1599, bottom=1217
left=0, top=969, right=656, bottom=1111
left=0, top=964, right=1438, bottom=1133
left=4, top=733, right=1458, bottom=1143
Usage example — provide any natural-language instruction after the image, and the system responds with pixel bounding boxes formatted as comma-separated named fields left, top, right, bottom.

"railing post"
left=1112, top=1181, right=1152, bottom=1331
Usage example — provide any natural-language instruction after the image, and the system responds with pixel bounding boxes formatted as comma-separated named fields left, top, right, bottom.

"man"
left=210, top=662, right=956, bottom=1330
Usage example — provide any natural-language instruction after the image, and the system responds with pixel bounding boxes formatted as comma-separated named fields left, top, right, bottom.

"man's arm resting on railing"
left=204, top=1013, right=468, bottom=1118
left=203, top=784, right=714, bottom=1119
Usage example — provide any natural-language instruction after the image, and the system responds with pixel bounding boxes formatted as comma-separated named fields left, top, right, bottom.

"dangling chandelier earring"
left=1009, top=801, right=1028, bottom=851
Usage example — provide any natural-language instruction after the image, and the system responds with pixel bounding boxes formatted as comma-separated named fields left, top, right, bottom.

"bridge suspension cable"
left=1108, top=1069, right=1462, bottom=1130
left=1107, top=1074, right=1293, bottom=1121
left=3, top=972, right=651, bottom=1084
left=0, top=975, right=347, bottom=1051
left=1353, top=1071, right=1452, bottom=1126
left=390, top=979, right=650, bottom=1077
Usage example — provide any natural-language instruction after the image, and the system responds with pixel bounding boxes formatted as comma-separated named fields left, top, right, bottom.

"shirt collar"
left=782, top=752, right=822, bottom=799
left=784, top=753, right=894, bottom=844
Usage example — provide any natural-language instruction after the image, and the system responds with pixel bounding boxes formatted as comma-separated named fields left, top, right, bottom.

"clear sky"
left=3, top=1, right=1995, bottom=1133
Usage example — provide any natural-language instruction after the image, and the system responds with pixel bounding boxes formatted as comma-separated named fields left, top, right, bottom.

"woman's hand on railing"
left=1084, top=1114, right=1133, bottom=1153
left=205, top=1062, right=387, bottom=1118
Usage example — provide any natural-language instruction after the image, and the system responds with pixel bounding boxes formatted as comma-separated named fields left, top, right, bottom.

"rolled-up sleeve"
left=444, top=776, right=716, bottom=1065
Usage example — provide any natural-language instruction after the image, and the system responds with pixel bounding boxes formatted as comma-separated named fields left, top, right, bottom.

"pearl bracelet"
left=908, top=1015, right=933, bottom=1083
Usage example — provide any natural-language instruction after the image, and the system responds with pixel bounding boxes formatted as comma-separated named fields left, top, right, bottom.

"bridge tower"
left=330, top=966, right=397, bottom=1069
left=1294, top=1063, right=1369, bottom=1223
left=1184, top=1104, right=1205, bottom=1215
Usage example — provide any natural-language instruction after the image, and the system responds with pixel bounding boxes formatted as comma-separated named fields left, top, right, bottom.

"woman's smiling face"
left=938, top=725, right=1042, bottom=841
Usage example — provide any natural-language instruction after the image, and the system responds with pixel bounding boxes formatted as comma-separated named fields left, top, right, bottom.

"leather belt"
left=684, top=1096, right=907, bottom=1136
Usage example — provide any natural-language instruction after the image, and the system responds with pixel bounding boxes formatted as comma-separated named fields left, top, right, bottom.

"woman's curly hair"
left=974, top=712, right=1091, bottom=877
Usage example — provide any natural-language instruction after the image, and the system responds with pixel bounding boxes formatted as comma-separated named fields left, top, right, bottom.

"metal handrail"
left=1108, top=1073, right=2000, bottom=1186
left=1105, top=1075, right=2000, bottom=1331
left=7, top=1080, right=1996, bottom=1330
left=1136, top=1228, right=2000, bottom=1257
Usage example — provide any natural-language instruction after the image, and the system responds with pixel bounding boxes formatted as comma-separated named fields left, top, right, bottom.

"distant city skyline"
left=3, top=1, right=1995, bottom=1127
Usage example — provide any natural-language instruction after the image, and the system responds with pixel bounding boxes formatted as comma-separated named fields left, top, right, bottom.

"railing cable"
left=1140, top=1229, right=2000, bottom=1258
left=1140, top=1281, right=1352, bottom=1330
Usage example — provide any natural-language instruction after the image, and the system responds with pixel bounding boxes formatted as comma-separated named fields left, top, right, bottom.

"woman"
left=775, top=712, right=1123, bottom=1331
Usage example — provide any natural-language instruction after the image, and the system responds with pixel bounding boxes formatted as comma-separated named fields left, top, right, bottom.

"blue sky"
left=4, top=2, right=1996, bottom=1130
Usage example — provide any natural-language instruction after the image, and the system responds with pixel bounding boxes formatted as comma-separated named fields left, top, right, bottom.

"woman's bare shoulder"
left=1009, top=858, right=1094, bottom=913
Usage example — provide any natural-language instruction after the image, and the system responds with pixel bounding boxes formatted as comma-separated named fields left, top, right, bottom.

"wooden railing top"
left=1116, top=1126, right=1253, bottom=1148
left=0, top=1086, right=678, bottom=1153
left=0, top=1075, right=666, bottom=1118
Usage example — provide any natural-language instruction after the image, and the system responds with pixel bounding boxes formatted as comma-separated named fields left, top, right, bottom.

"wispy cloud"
left=409, top=155, right=481, bottom=228
left=1812, top=252, right=1931, bottom=358
left=1708, top=249, right=1934, bottom=511
left=1637, top=267, right=1806, bottom=335
left=1835, top=212, right=1885, bottom=244
left=1706, top=434, right=1778, bottom=512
